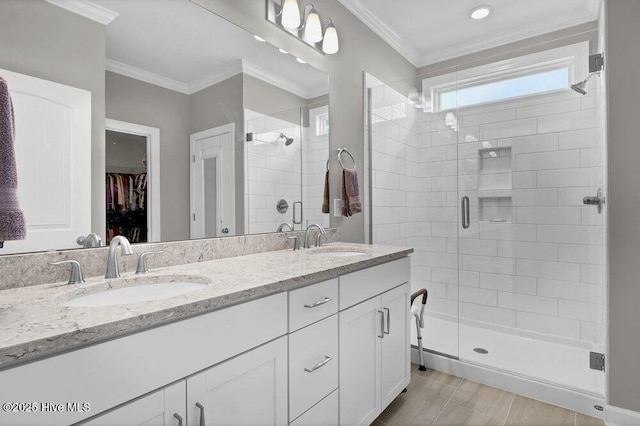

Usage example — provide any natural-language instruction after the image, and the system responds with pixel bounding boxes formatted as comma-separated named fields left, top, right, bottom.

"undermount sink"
left=61, top=276, right=209, bottom=307
left=306, top=247, right=368, bottom=257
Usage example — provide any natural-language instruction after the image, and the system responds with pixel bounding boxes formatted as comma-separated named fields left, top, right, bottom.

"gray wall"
left=192, top=0, right=417, bottom=243
left=243, top=73, right=308, bottom=119
left=105, top=131, right=147, bottom=172
left=606, top=0, right=640, bottom=413
left=106, top=71, right=191, bottom=242
left=190, top=73, right=245, bottom=234
left=0, top=0, right=106, bottom=239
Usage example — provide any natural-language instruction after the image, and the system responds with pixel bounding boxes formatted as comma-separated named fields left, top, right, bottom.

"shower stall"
left=365, top=38, right=607, bottom=416
left=244, top=105, right=330, bottom=234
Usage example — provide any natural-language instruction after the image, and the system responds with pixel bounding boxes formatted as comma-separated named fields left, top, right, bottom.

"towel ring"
left=326, top=159, right=330, bottom=171
left=338, top=148, right=356, bottom=170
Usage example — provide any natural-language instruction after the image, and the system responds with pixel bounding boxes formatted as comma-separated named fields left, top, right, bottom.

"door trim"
left=190, top=123, right=235, bottom=239
left=105, top=119, right=161, bottom=242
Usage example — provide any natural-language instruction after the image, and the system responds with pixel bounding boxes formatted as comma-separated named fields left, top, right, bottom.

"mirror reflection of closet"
left=105, top=130, right=148, bottom=244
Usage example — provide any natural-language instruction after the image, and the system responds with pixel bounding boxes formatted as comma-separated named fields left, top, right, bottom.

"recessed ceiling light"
left=469, top=5, right=492, bottom=20
left=279, top=48, right=288, bottom=54
left=296, top=58, right=307, bottom=64
left=253, top=35, right=266, bottom=42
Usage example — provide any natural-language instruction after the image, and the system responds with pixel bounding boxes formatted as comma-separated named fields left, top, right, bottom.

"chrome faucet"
left=77, top=233, right=103, bottom=248
left=304, top=224, right=326, bottom=249
left=105, top=235, right=134, bottom=279
left=276, top=222, right=294, bottom=232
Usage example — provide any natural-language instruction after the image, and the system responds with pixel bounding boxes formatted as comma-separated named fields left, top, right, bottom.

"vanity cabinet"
left=186, top=336, right=288, bottom=426
left=288, top=278, right=339, bottom=424
left=338, top=258, right=411, bottom=426
left=81, top=382, right=186, bottom=426
left=0, top=254, right=411, bottom=426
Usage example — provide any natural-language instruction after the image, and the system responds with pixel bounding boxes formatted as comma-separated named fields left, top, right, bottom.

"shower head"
left=280, top=133, right=294, bottom=146
left=570, top=72, right=599, bottom=95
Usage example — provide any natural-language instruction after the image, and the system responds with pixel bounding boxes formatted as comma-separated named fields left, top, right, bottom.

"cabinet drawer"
left=289, top=278, right=338, bottom=332
left=340, top=257, right=410, bottom=310
left=289, top=315, right=338, bottom=421
left=290, top=389, right=338, bottom=426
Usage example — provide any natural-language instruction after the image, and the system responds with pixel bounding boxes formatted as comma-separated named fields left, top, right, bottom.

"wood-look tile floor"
left=373, top=365, right=605, bottom=426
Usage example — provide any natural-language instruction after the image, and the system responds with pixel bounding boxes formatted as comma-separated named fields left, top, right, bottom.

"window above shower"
left=423, top=42, right=590, bottom=112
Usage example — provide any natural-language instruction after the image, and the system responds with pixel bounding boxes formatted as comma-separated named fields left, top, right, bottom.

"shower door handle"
left=461, top=196, right=470, bottom=229
left=293, top=201, right=303, bottom=225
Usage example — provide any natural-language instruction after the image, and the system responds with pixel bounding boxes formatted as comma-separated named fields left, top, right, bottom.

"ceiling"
left=336, top=0, right=600, bottom=67
left=89, top=0, right=328, bottom=98
left=53, top=0, right=600, bottom=94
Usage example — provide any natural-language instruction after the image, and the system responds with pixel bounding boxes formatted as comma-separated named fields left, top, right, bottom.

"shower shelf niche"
left=477, top=146, right=512, bottom=223
left=479, top=197, right=512, bottom=223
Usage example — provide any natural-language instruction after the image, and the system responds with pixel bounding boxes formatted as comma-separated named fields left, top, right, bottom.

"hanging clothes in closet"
left=106, top=172, right=147, bottom=244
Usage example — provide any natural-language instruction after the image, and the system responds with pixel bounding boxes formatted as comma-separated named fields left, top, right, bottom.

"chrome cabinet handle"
left=173, top=413, right=183, bottom=426
left=195, top=402, right=205, bottom=426
left=304, top=356, right=333, bottom=373
left=383, top=307, right=390, bottom=334
left=461, top=196, right=470, bottom=229
left=378, top=310, right=385, bottom=338
left=304, top=297, right=332, bottom=308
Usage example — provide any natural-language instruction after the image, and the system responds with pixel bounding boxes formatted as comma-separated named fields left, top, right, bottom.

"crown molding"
left=337, top=0, right=599, bottom=68
left=336, top=0, right=421, bottom=65
left=242, top=61, right=324, bottom=99
left=416, top=13, right=599, bottom=67
left=45, top=0, right=118, bottom=25
left=188, top=61, right=243, bottom=94
left=105, top=59, right=190, bottom=94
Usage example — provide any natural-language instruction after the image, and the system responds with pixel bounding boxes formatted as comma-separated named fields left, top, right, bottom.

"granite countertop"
left=0, top=242, right=412, bottom=369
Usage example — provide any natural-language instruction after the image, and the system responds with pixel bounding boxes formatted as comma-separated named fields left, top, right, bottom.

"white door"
left=186, top=337, right=288, bottom=426
left=81, top=381, right=185, bottom=426
left=380, top=283, right=411, bottom=408
left=190, top=124, right=234, bottom=238
left=0, top=68, right=91, bottom=254
left=339, top=296, right=382, bottom=426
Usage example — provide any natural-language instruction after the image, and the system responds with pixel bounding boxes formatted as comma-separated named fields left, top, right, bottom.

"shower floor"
left=414, top=315, right=605, bottom=396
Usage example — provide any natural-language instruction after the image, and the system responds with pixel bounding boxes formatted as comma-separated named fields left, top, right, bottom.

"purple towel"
left=0, top=76, right=27, bottom=244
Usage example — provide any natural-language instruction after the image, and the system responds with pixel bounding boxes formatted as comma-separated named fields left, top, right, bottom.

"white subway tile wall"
left=369, top=78, right=605, bottom=348
left=245, top=108, right=330, bottom=235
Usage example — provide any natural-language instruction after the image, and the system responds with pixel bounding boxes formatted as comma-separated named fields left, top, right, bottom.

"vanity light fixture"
left=279, top=48, right=289, bottom=54
left=296, top=57, right=307, bottom=64
left=302, top=4, right=322, bottom=43
left=254, top=34, right=266, bottom=42
left=321, top=19, right=339, bottom=54
left=266, top=0, right=339, bottom=54
left=469, top=5, right=492, bottom=20
left=280, top=0, right=301, bottom=29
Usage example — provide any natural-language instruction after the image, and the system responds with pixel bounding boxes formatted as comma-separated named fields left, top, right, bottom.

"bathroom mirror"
left=3, top=0, right=329, bottom=254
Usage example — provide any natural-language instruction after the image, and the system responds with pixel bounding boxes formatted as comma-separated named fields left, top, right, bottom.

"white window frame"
left=422, top=41, right=590, bottom=112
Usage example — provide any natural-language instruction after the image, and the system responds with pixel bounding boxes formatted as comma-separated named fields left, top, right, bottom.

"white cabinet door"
left=81, top=381, right=186, bottom=426
left=186, top=336, right=288, bottom=426
left=339, top=296, right=382, bottom=426
left=339, top=282, right=411, bottom=425
left=380, top=282, right=411, bottom=408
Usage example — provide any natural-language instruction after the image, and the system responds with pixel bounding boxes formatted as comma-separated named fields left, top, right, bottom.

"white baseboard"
left=412, top=346, right=605, bottom=420
left=605, top=405, right=640, bottom=426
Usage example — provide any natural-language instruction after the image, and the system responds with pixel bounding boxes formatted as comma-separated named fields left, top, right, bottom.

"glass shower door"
left=453, top=56, right=607, bottom=396
left=365, top=70, right=460, bottom=360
